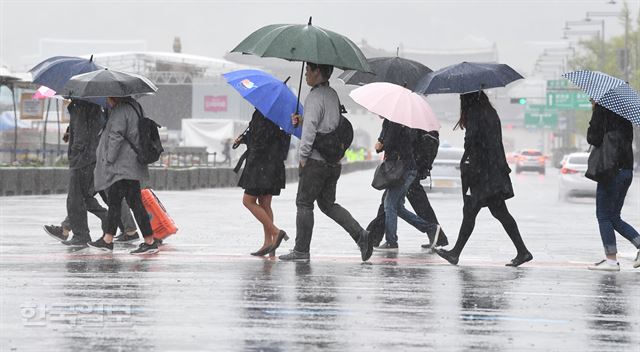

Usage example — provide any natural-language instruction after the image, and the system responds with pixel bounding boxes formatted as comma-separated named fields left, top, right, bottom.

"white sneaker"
left=633, top=250, right=640, bottom=269
left=588, top=260, right=620, bottom=272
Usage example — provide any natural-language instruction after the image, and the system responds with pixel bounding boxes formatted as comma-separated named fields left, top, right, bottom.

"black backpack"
left=414, top=130, right=439, bottom=179
left=125, top=102, right=164, bottom=165
left=313, top=104, right=354, bottom=163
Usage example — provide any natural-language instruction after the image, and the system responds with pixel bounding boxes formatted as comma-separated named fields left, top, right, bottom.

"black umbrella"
left=62, top=68, right=157, bottom=98
left=414, top=62, right=523, bottom=95
left=339, top=50, right=432, bottom=90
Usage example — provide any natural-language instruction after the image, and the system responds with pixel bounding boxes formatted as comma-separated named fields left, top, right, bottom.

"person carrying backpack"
left=370, top=118, right=440, bottom=252
left=89, top=97, right=159, bottom=255
left=366, top=128, right=449, bottom=249
left=276, top=62, right=374, bottom=262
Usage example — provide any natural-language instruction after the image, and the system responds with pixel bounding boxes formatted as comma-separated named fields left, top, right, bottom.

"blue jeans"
left=596, top=169, right=640, bottom=255
left=384, top=169, right=437, bottom=245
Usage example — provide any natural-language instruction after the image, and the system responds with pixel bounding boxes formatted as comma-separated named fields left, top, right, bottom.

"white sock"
left=606, top=259, right=618, bottom=265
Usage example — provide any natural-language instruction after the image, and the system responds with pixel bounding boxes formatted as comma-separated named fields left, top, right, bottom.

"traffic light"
left=510, top=97, right=527, bottom=105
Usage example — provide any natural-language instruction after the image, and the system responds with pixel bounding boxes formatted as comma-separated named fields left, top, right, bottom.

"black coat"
left=461, top=106, right=513, bottom=206
left=378, top=119, right=416, bottom=170
left=237, top=110, right=290, bottom=191
left=586, top=104, right=634, bottom=170
left=68, top=100, right=103, bottom=170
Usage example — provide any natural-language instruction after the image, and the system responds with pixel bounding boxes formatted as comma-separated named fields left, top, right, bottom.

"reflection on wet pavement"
left=1, top=170, right=639, bottom=351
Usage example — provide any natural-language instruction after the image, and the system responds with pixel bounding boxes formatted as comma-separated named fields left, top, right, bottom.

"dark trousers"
left=451, top=196, right=528, bottom=256
left=105, top=180, right=153, bottom=238
left=294, top=159, right=364, bottom=253
left=66, top=165, right=108, bottom=240
left=596, top=169, right=640, bottom=255
left=61, top=192, right=138, bottom=235
left=367, top=177, right=448, bottom=246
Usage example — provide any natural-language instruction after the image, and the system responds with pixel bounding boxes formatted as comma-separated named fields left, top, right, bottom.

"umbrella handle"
left=294, top=61, right=305, bottom=121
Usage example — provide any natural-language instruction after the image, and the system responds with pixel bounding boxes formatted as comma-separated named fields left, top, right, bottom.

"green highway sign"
left=525, top=109, right=558, bottom=129
left=547, top=79, right=569, bottom=90
left=546, top=91, right=591, bottom=110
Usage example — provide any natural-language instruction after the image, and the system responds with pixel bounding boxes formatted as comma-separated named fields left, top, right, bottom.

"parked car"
left=515, top=149, right=546, bottom=175
left=423, top=147, right=465, bottom=193
left=558, top=152, right=596, bottom=201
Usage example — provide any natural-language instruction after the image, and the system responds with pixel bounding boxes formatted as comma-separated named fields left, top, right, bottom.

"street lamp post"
left=587, top=10, right=630, bottom=80
left=565, top=19, right=605, bottom=70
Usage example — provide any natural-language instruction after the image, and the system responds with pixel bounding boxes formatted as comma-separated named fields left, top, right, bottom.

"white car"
left=558, top=152, right=596, bottom=200
left=424, top=147, right=465, bottom=193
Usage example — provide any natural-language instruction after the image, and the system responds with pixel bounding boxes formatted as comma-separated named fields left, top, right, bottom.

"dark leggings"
left=451, top=196, right=529, bottom=256
left=106, top=180, right=153, bottom=238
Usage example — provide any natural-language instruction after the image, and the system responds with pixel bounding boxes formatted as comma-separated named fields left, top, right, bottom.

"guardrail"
left=0, top=161, right=379, bottom=196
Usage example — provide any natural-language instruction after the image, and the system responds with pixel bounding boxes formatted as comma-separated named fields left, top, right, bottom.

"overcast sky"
left=1, top=0, right=638, bottom=73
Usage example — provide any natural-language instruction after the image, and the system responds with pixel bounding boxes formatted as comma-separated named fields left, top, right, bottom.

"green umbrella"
left=231, top=17, right=372, bottom=113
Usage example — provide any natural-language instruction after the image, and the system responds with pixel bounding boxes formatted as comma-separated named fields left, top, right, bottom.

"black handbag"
left=371, top=160, right=407, bottom=190
left=585, top=130, right=620, bottom=182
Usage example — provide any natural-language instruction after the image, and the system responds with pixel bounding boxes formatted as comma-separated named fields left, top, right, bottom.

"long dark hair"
left=454, top=91, right=494, bottom=130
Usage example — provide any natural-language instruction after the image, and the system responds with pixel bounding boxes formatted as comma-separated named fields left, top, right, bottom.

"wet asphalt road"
left=1, top=167, right=639, bottom=352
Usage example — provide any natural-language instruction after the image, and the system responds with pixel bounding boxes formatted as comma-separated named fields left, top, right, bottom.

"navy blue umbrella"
left=414, top=62, right=523, bottom=95
left=563, top=70, right=640, bottom=126
left=30, top=55, right=103, bottom=93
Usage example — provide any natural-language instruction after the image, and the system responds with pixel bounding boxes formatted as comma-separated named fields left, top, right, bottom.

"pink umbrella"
left=349, top=82, right=441, bottom=131
left=33, top=85, right=56, bottom=100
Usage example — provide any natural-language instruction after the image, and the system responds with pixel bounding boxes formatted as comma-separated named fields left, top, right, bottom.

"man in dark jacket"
left=43, top=100, right=139, bottom=246
left=278, top=62, right=373, bottom=262
left=366, top=128, right=449, bottom=248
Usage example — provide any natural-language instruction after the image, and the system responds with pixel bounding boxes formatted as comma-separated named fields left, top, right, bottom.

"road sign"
left=546, top=91, right=591, bottom=110
left=525, top=110, right=558, bottom=129
left=547, top=79, right=569, bottom=90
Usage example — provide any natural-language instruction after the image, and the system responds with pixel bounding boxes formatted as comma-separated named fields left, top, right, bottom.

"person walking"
left=234, top=109, right=290, bottom=257
left=586, top=103, right=640, bottom=271
left=436, top=91, right=532, bottom=267
left=42, top=100, right=140, bottom=245
left=277, top=62, right=373, bottom=262
left=366, top=128, right=449, bottom=249
left=372, top=118, right=441, bottom=252
left=88, top=97, right=158, bottom=255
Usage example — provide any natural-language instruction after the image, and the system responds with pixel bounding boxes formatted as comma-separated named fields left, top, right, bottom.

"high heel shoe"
left=250, top=245, right=272, bottom=257
left=269, top=230, right=289, bottom=252
left=268, top=249, right=276, bottom=258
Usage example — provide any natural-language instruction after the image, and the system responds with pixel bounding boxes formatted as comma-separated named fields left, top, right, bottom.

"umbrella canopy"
left=62, top=68, right=157, bottom=98
left=33, top=86, right=56, bottom=100
left=349, top=82, right=440, bottom=132
left=30, top=56, right=103, bottom=93
left=415, top=62, right=523, bottom=95
left=231, top=17, right=371, bottom=73
left=339, top=55, right=432, bottom=91
left=562, top=70, right=640, bottom=125
left=223, top=69, right=303, bottom=138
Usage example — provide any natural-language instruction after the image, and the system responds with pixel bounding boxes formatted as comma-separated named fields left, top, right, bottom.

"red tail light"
left=561, top=168, right=578, bottom=174
left=538, top=157, right=546, bottom=163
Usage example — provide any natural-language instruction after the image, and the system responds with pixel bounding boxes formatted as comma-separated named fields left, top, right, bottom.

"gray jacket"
left=299, top=82, right=341, bottom=163
left=94, top=101, right=149, bottom=191
left=67, top=100, right=103, bottom=170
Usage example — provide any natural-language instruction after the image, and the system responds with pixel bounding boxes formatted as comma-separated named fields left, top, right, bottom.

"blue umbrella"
left=414, top=62, right=523, bottom=95
left=223, top=69, right=303, bottom=138
left=30, top=55, right=103, bottom=93
left=563, top=70, right=640, bottom=126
